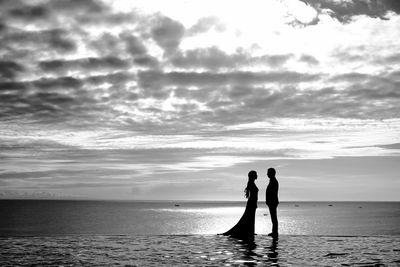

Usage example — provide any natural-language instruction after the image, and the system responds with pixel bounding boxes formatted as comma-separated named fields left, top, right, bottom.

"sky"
left=0, top=0, right=399, bottom=201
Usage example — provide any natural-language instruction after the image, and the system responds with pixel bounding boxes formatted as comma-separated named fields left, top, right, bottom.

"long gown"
left=222, top=182, right=258, bottom=240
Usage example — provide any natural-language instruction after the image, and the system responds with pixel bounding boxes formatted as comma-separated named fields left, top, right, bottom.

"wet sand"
left=1, top=235, right=399, bottom=266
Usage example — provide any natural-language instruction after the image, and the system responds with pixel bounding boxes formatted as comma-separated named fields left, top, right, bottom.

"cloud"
left=285, top=0, right=319, bottom=26
left=378, top=143, right=400, bottom=149
left=0, top=0, right=107, bottom=22
left=330, top=71, right=400, bottom=103
left=302, top=0, right=400, bottom=23
left=38, top=56, right=131, bottom=73
left=0, top=0, right=399, bottom=200
left=0, top=61, right=24, bottom=80
left=138, top=70, right=321, bottom=89
left=170, top=47, right=249, bottom=69
left=170, top=48, right=293, bottom=69
left=2, top=0, right=396, bottom=126
left=374, top=53, right=400, bottom=64
left=50, top=0, right=106, bottom=13
left=45, top=29, right=77, bottom=52
left=8, top=4, right=49, bottom=20
left=33, top=76, right=83, bottom=89
left=0, top=138, right=283, bottom=192
left=0, top=190, right=66, bottom=199
left=133, top=55, right=159, bottom=67
left=123, top=34, right=148, bottom=56
left=169, top=73, right=399, bottom=124
left=151, top=15, right=185, bottom=53
left=0, top=75, right=92, bottom=121
left=331, top=46, right=369, bottom=63
left=299, top=54, right=319, bottom=65
left=1, top=28, right=77, bottom=54
left=187, top=16, right=226, bottom=36
left=85, top=71, right=133, bottom=86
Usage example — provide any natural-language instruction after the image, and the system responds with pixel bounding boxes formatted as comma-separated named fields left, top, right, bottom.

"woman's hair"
left=244, top=170, right=257, bottom=198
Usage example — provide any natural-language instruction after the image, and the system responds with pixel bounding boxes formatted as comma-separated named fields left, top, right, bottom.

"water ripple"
left=0, top=235, right=399, bottom=266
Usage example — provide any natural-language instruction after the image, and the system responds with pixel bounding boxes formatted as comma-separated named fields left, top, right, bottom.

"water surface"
left=1, top=200, right=399, bottom=236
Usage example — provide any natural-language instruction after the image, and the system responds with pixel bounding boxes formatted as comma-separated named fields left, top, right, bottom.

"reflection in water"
left=224, top=236, right=279, bottom=266
left=224, top=237, right=258, bottom=266
left=238, top=239, right=258, bottom=266
left=266, top=237, right=279, bottom=265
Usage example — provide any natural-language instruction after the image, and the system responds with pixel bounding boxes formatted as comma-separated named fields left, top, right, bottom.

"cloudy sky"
left=0, top=0, right=399, bottom=201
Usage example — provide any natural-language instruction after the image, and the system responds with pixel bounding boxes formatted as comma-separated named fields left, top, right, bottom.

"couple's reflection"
left=266, top=237, right=279, bottom=264
left=239, top=239, right=258, bottom=266
left=225, top=237, right=279, bottom=266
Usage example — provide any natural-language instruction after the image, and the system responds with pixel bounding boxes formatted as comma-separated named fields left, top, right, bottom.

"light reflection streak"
left=144, top=206, right=327, bottom=235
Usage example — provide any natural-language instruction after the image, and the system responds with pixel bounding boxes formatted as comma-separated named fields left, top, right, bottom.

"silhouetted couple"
left=222, top=168, right=279, bottom=240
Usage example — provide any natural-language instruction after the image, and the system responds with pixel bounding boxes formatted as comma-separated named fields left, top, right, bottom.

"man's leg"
left=268, top=204, right=278, bottom=235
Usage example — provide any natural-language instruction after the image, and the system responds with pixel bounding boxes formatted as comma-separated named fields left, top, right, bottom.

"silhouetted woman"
left=221, top=170, right=258, bottom=240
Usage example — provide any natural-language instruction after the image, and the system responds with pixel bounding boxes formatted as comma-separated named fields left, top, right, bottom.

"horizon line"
left=0, top=198, right=399, bottom=202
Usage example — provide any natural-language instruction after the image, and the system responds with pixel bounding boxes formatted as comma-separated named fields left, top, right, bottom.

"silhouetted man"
left=266, top=168, right=279, bottom=238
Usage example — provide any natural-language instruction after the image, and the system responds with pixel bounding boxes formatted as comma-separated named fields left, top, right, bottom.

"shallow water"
left=1, top=235, right=399, bottom=266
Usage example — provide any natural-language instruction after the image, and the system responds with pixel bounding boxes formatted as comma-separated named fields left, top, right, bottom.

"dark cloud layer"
left=8, top=5, right=49, bottom=20
left=0, top=75, right=95, bottom=121
left=170, top=47, right=293, bottom=69
left=138, top=70, right=320, bottom=88
left=1, top=28, right=77, bottom=55
left=303, top=0, right=400, bottom=22
left=39, top=56, right=130, bottom=73
left=0, top=61, right=24, bottom=80
left=0, top=0, right=398, bottom=130
left=1, top=0, right=106, bottom=19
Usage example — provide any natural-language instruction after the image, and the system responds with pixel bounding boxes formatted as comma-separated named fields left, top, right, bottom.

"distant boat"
left=174, top=204, right=180, bottom=207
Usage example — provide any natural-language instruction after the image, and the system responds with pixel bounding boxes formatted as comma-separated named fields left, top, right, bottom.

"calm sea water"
left=1, top=200, right=399, bottom=236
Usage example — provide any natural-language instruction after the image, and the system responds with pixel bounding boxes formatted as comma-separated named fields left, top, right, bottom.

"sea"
left=1, top=200, right=399, bottom=266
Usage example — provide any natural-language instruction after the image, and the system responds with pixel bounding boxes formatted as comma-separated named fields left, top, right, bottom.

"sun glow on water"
left=155, top=207, right=243, bottom=215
